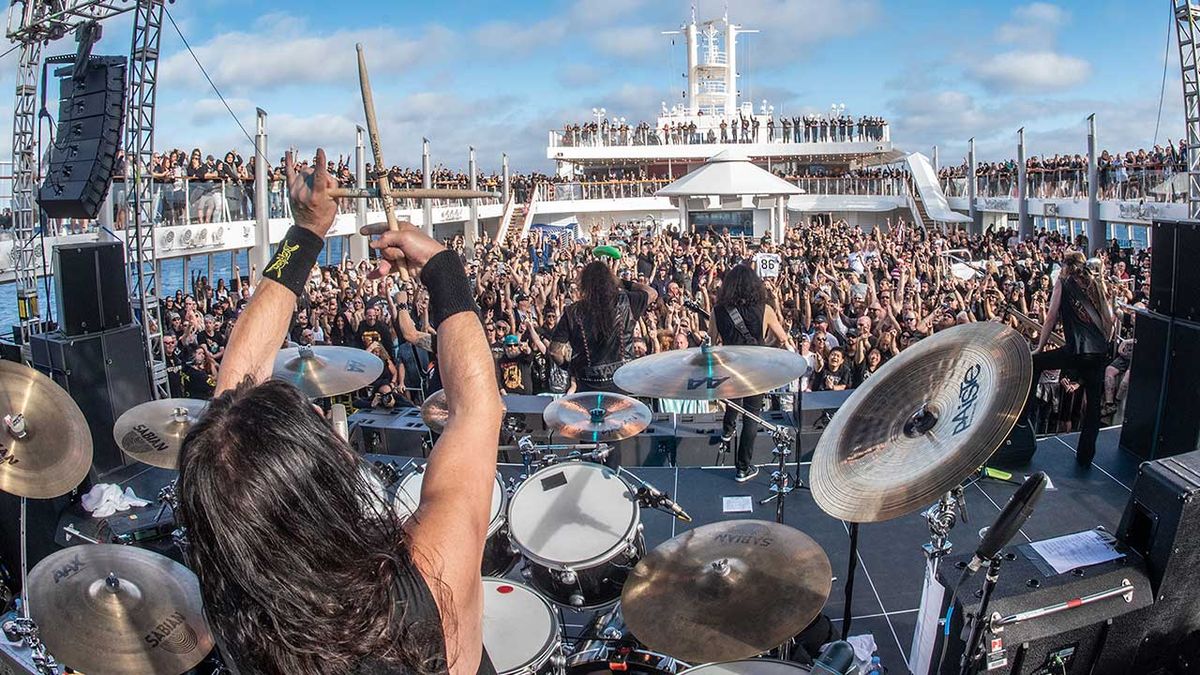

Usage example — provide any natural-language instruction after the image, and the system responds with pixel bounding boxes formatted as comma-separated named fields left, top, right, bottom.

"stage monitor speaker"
left=36, top=56, right=127, bottom=220
left=1117, top=450, right=1200, bottom=672
left=934, top=541, right=1153, bottom=674
left=1150, top=219, right=1200, bottom=322
left=53, top=240, right=132, bottom=336
left=29, top=324, right=153, bottom=478
left=1119, top=311, right=1200, bottom=460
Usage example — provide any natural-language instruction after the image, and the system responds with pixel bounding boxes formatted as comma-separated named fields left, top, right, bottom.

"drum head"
left=681, top=660, right=810, bottom=675
left=508, top=463, right=638, bottom=568
left=482, top=578, right=560, bottom=675
left=396, top=467, right=505, bottom=534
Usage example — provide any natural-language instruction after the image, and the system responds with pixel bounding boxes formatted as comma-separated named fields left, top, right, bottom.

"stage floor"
left=93, top=426, right=1140, bottom=674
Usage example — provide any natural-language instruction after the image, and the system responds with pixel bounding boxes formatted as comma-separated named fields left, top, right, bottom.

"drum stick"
left=355, top=43, right=410, bottom=282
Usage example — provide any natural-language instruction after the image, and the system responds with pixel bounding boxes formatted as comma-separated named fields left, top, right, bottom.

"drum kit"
left=0, top=319, right=1038, bottom=674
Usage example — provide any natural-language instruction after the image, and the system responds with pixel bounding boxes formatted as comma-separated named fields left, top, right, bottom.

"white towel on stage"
left=81, top=484, right=151, bottom=518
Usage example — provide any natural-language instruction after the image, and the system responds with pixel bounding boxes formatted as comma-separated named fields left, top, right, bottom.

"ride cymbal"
left=28, top=544, right=214, bottom=675
left=810, top=322, right=1033, bottom=523
left=543, top=391, right=652, bottom=442
left=113, top=399, right=208, bottom=470
left=421, top=389, right=509, bottom=433
left=614, top=345, right=807, bottom=400
left=272, top=345, right=384, bottom=398
left=0, top=360, right=92, bottom=499
left=621, top=520, right=832, bottom=663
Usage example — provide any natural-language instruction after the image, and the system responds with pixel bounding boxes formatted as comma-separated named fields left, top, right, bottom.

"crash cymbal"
left=113, top=399, right=208, bottom=470
left=810, top=322, right=1033, bottom=523
left=28, top=544, right=214, bottom=675
left=543, top=391, right=652, bottom=442
left=421, top=389, right=509, bottom=433
left=0, top=360, right=92, bottom=499
left=272, top=345, right=384, bottom=398
left=614, top=345, right=808, bottom=400
left=621, top=520, right=832, bottom=663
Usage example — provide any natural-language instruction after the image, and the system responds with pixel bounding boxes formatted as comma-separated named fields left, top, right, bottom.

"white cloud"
left=473, top=19, right=570, bottom=54
left=971, top=51, right=1091, bottom=92
left=996, top=3, right=1069, bottom=46
left=158, top=20, right=456, bottom=93
left=695, top=0, right=880, bottom=63
left=591, top=26, right=665, bottom=60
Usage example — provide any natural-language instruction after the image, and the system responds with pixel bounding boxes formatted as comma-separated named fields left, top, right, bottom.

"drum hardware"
left=1, top=617, right=58, bottom=674
left=910, top=487, right=969, bottom=675
left=622, top=471, right=692, bottom=523
left=61, top=524, right=100, bottom=545
left=509, top=435, right=615, bottom=479
left=718, top=398, right=806, bottom=524
left=566, top=603, right=690, bottom=675
left=368, top=459, right=404, bottom=489
left=481, top=577, right=566, bottom=675
left=155, top=479, right=179, bottom=524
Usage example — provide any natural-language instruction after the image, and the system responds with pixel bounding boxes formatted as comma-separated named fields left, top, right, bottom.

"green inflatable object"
left=593, top=245, right=622, bottom=260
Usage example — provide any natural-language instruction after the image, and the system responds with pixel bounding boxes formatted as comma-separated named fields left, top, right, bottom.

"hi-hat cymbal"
left=272, top=345, right=384, bottom=398
left=810, top=322, right=1033, bottom=523
left=0, top=360, right=92, bottom=499
left=28, top=544, right=214, bottom=675
left=113, top=399, right=208, bottom=470
left=621, top=520, right=832, bottom=663
left=614, top=345, right=808, bottom=400
left=543, top=391, right=652, bottom=442
left=421, top=388, right=509, bottom=433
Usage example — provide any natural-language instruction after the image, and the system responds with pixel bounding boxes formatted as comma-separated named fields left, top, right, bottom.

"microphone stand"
left=719, top=398, right=807, bottom=524
left=959, top=557, right=1002, bottom=675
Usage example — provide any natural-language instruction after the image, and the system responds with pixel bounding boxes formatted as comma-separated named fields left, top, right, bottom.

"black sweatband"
left=420, top=250, right=477, bottom=328
left=263, top=226, right=323, bottom=296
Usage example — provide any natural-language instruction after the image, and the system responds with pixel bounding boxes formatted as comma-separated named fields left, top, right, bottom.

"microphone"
left=968, top=471, right=1048, bottom=571
left=638, top=484, right=693, bottom=523
left=682, top=297, right=710, bottom=321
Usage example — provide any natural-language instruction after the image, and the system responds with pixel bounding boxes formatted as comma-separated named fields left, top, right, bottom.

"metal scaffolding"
left=124, top=0, right=168, bottom=397
left=1175, top=0, right=1200, bottom=219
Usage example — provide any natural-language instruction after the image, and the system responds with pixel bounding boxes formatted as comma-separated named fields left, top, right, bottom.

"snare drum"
left=507, top=463, right=644, bottom=608
left=482, top=577, right=565, bottom=675
left=393, top=466, right=517, bottom=577
left=566, top=604, right=688, bottom=675
left=679, top=660, right=811, bottom=675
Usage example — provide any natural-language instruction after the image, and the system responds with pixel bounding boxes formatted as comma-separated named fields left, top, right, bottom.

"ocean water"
left=0, top=238, right=346, bottom=333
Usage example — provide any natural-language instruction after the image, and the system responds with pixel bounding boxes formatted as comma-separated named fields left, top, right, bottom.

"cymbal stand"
left=910, top=487, right=968, bottom=675
left=1, top=616, right=58, bottom=674
left=721, top=399, right=805, bottom=524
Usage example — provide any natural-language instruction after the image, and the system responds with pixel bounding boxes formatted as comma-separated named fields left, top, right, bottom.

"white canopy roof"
left=655, top=150, right=806, bottom=198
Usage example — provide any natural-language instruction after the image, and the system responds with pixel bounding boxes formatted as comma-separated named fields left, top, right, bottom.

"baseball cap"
left=503, top=334, right=520, bottom=346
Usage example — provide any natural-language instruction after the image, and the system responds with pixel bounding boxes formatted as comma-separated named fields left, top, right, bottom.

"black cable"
left=1153, top=3, right=1172, bottom=147
left=934, top=566, right=973, bottom=675
left=161, top=5, right=257, bottom=153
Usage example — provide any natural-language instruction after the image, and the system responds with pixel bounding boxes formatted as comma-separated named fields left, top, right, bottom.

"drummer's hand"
left=360, top=221, right=447, bottom=280
left=285, top=148, right=338, bottom=237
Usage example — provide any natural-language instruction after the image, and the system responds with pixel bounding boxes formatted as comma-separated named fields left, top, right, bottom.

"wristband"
left=263, top=226, right=324, bottom=296
left=420, top=250, right=477, bottom=328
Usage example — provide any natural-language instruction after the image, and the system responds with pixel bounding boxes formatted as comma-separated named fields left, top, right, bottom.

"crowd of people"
left=939, top=142, right=1188, bottom=202
left=556, top=113, right=889, bottom=147
left=153, top=214, right=1147, bottom=437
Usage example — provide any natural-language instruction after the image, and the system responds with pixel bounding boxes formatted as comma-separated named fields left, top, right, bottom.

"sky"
left=0, top=0, right=1183, bottom=173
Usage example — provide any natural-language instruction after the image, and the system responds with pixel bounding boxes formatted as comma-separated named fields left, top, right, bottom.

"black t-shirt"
left=183, top=363, right=216, bottom=399
left=199, top=329, right=226, bottom=357
left=551, top=288, right=649, bottom=390
left=815, top=364, right=853, bottom=391
left=164, top=350, right=185, bottom=398
left=357, top=320, right=395, bottom=355
left=496, top=352, right=534, bottom=395
left=715, top=304, right=765, bottom=346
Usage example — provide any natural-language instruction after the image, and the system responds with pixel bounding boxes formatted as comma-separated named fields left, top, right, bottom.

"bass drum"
left=679, top=660, right=810, bottom=675
left=566, top=604, right=689, bottom=675
left=394, top=466, right=517, bottom=577
left=482, top=577, right=565, bottom=675
left=507, top=462, right=644, bottom=608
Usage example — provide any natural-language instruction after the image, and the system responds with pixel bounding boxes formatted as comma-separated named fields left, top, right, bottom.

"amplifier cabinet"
left=935, top=540, right=1152, bottom=674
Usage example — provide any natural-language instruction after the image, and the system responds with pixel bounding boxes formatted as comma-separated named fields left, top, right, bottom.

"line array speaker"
left=36, top=56, right=127, bottom=220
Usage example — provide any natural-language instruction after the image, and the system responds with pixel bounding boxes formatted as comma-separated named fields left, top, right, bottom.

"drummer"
left=175, top=150, right=502, bottom=675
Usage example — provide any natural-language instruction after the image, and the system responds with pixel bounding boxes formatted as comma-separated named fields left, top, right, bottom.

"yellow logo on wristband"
left=265, top=240, right=300, bottom=279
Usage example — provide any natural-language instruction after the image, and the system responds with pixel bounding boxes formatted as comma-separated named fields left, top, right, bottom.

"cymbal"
left=421, top=388, right=508, bottom=433
left=810, top=322, right=1033, bottom=523
left=272, top=345, right=384, bottom=398
left=0, top=360, right=92, bottom=499
left=614, top=345, right=808, bottom=400
left=621, top=520, right=832, bottom=663
left=28, top=544, right=214, bottom=675
left=543, top=391, right=652, bottom=441
left=113, top=399, right=208, bottom=470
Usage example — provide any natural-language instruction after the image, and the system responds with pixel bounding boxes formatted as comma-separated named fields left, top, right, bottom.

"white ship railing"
left=940, top=168, right=1185, bottom=203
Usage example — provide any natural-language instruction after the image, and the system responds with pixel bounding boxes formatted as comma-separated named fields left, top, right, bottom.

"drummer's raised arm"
left=217, top=150, right=336, bottom=394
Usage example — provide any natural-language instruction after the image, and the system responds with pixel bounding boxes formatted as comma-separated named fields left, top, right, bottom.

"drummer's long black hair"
left=716, top=264, right=769, bottom=309
left=576, top=260, right=620, bottom=341
left=176, top=378, right=448, bottom=675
